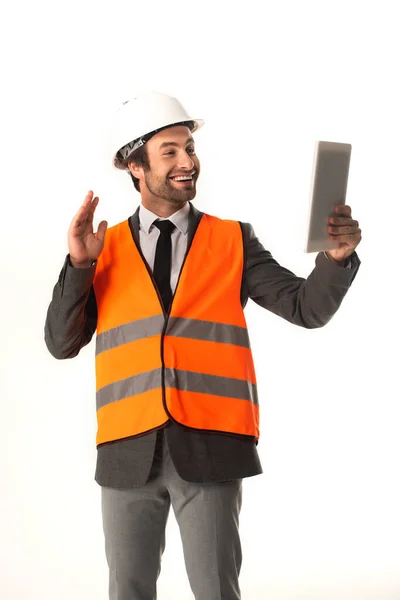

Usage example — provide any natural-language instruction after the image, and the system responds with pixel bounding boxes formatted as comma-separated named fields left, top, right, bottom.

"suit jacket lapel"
left=187, top=202, right=204, bottom=247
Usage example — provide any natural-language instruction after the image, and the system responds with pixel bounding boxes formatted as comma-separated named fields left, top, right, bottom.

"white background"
left=1, top=1, right=399, bottom=598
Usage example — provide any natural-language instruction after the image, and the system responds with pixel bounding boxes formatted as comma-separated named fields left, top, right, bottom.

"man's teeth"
left=171, top=176, right=193, bottom=181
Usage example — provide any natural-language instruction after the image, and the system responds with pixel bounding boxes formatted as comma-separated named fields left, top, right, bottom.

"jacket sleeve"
left=240, top=222, right=361, bottom=329
left=44, top=255, right=98, bottom=359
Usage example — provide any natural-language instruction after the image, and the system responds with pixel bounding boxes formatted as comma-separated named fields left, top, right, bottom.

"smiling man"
left=44, top=91, right=362, bottom=600
left=127, top=125, right=200, bottom=214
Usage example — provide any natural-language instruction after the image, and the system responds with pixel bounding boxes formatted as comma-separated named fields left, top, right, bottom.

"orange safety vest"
left=92, top=212, right=260, bottom=447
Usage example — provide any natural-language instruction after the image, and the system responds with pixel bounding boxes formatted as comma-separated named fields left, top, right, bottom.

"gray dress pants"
left=101, top=428, right=243, bottom=600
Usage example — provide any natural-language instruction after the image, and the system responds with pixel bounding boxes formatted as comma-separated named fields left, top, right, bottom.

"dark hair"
left=126, top=144, right=150, bottom=192
left=124, top=120, right=196, bottom=193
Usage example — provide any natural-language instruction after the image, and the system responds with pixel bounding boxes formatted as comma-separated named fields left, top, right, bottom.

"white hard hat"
left=110, top=91, right=205, bottom=170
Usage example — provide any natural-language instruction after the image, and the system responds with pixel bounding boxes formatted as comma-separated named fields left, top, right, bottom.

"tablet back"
left=305, top=141, right=352, bottom=253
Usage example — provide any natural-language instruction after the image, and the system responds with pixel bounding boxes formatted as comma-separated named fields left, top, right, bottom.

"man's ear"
left=128, top=162, right=142, bottom=178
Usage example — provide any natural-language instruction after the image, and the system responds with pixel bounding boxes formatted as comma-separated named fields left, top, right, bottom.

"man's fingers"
left=329, top=217, right=358, bottom=226
left=80, top=190, right=94, bottom=213
left=88, top=195, right=99, bottom=213
left=329, top=234, right=361, bottom=244
left=85, top=197, right=99, bottom=224
left=335, top=204, right=352, bottom=216
left=95, top=220, right=108, bottom=243
left=329, top=226, right=360, bottom=235
left=71, top=193, right=98, bottom=228
left=72, top=204, right=89, bottom=228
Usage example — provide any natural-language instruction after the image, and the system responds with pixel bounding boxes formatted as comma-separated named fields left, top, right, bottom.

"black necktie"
left=153, top=219, right=176, bottom=312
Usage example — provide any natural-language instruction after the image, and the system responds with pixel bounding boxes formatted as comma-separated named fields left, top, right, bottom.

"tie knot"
left=154, top=219, right=176, bottom=235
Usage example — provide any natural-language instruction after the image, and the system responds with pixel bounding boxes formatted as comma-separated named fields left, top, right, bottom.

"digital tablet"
left=304, top=141, right=352, bottom=253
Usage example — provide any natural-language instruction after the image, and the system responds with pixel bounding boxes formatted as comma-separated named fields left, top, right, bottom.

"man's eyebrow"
left=159, top=137, right=195, bottom=149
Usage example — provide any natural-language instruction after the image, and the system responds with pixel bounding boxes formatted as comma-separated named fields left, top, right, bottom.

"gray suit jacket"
left=44, top=202, right=361, bottom=488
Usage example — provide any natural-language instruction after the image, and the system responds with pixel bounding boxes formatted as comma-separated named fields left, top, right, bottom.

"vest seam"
left=238, top=221, right=247, bottom=308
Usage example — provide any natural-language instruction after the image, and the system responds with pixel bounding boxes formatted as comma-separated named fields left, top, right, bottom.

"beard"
left=143, top=170, right=198, bottom=203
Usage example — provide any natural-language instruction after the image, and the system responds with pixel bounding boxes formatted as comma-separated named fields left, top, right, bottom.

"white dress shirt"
left=138, top=202, right=190, bottom=293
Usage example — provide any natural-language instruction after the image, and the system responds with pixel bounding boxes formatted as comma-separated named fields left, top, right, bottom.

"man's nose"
left=177, top=151, right=194, bottom=169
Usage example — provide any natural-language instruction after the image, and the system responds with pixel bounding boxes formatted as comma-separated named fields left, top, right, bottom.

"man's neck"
left=140, top=198, right=188, bottom=218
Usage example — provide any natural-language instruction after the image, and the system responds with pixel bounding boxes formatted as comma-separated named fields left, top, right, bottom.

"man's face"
left=129, top=125, right=200, bottom=205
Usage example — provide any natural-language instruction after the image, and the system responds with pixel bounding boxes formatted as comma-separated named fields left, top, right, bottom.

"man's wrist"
left=69, top=255, right=96, bottom=269
left=324, top=251, right=347, bottom=267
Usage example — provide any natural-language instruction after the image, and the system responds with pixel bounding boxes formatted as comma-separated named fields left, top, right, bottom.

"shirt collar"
left=139, top=202, right=190, bottom=235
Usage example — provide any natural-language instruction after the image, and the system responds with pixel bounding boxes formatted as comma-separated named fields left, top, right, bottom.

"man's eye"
left=164, top=148, right=195, bottom=156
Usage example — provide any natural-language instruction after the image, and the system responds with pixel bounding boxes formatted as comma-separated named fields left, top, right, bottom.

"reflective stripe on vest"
left=92, top=213, right=259, bottom=447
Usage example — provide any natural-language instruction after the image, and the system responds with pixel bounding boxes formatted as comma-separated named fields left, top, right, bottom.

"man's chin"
left=167, top=189, right=196, bottom=202
left=169, top=195, right=196, bottom=205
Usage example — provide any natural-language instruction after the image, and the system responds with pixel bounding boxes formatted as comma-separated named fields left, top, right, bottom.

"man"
left=44, top=92, right=362, bottom=600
